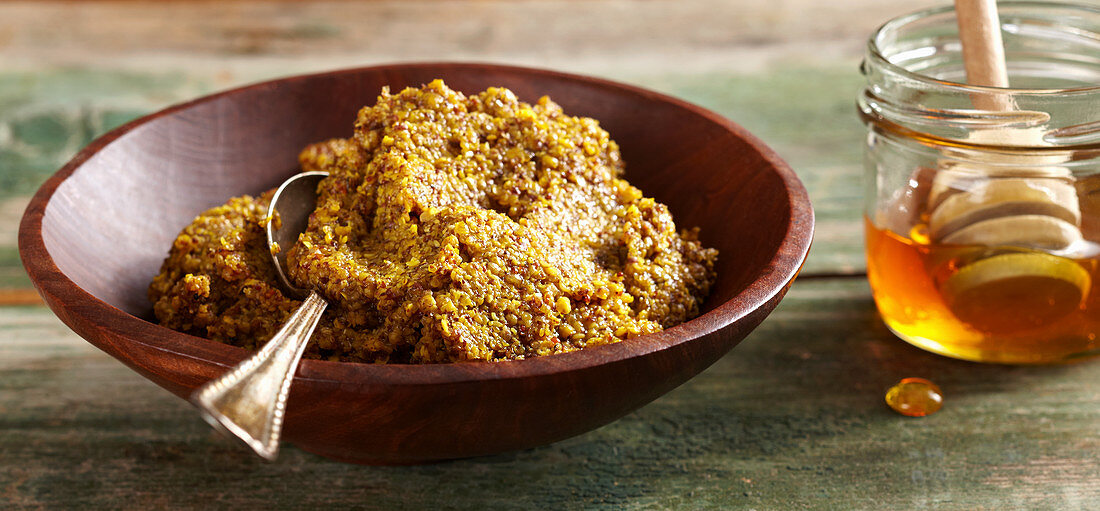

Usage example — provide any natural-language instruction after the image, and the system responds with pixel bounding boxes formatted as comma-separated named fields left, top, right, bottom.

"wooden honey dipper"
left=927, top=0, right=1090, bottom=332
left=926, top=0, right=1084, bottom=253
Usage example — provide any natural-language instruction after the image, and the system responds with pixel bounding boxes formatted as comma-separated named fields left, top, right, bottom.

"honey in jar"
left=865, top=217, right=1100, bottom=363
left=859, top=3, right=1100, bottom=363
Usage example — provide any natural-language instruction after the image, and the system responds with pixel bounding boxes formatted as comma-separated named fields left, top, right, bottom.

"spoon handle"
left=190, top=291, right=327, bottom=460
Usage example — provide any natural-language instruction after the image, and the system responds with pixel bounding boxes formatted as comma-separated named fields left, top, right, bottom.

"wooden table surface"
left=2, top=1, right=1098, bottom=509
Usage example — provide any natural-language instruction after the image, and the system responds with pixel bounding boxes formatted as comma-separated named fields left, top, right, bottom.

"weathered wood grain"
left=0, top=0, right=943, bottom=283
left=3, top=280, right=1098, bottom=509
left=0, top=66, right=865, bottom=286
left=3, top=1, right=1098, bottom=508
left=0, top=0, right=944, bottom=73
left=0, top=288, right=41, bottom=305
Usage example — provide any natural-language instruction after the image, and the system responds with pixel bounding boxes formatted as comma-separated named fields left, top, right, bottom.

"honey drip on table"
left=885, top=378, right=943, bottom=417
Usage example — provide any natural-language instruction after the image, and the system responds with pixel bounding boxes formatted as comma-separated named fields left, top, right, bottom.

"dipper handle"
left=954, top=0, right=1012, bottom=110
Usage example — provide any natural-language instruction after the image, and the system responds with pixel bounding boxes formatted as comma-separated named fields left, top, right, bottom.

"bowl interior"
left=39, top=63, right=798, bottom=336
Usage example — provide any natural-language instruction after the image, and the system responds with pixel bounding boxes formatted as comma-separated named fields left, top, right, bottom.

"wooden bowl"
left=19, top=63, right=813, bottom=464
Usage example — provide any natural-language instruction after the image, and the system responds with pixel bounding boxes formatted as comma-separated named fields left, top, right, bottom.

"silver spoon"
left=190, top=170, right=330, bottom=461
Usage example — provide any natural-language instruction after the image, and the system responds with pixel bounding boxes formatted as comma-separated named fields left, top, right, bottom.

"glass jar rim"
left=868, top=0, right=1100, bottom=96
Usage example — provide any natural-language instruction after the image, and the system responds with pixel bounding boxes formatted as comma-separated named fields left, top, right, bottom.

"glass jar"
left=859, top=2, right=1100, bottom=363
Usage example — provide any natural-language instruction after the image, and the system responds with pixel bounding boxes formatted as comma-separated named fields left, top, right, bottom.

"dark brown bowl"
left=19, top=62, right=813, bottom=464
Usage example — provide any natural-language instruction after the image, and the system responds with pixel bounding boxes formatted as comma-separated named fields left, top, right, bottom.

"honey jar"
left=859, top=2, right=1100, bottom=363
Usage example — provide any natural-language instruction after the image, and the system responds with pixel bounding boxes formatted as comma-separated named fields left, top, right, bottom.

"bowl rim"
left=18, top=61, right=814, bottom=387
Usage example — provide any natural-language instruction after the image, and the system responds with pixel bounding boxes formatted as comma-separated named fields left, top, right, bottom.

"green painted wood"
left=0, top=65, right=867, bottom=289
left=3, top=2, right=1097, bottom=508
left=3, top=280, right=1098, bottom=509
left=0, top=0, right=918, bottom=285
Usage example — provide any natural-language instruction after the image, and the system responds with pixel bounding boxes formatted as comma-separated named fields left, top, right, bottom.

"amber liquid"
left=865, top=217, right=1100, bottom=363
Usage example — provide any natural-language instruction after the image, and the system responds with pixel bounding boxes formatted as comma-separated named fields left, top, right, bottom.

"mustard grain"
left=149, top=80, right=717, bottom=363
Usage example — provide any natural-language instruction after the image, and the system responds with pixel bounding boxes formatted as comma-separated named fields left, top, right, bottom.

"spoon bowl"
left=266, top=171, right=328, bottom=299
